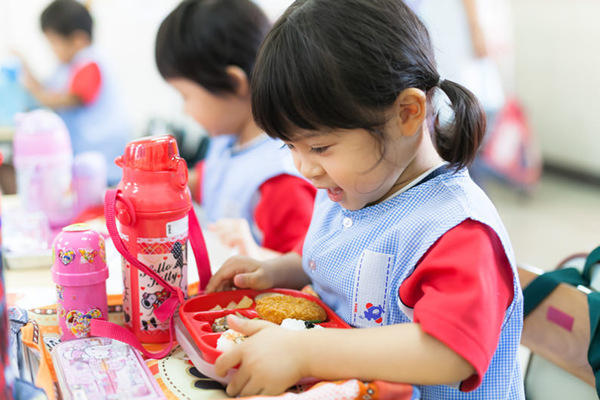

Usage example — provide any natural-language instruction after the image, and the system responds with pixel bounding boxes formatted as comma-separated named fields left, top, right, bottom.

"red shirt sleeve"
left=254, top=174, right=316, bottom=253
left=292, top=235, right=306, bottom=255
left=399, top=219, right=514, bottom=392
left=69, top=61, right=102, bottom=104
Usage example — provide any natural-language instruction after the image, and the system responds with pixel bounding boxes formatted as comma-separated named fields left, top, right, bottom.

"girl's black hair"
left=251, top=0, right=486, bottom=169
left=41, top=0, right=93, bottom=39
left=155, top=0, right=271, bottom=94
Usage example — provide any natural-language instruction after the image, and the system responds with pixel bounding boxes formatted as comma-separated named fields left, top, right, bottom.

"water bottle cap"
left=114, top=135, right=191, bottom=215
left=62, top=223, right=91, bottom=232
left=51, top=224, right=109, bottom=286
left=13, top=109, right=72, bottom=165
left=116, top=135, right=182, bottom=172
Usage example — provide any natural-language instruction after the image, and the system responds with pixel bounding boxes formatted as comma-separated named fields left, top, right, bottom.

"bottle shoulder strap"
left=91, top=189, right=211, bottom=359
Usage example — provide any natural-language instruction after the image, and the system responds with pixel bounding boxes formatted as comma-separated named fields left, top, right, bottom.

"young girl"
left=205, top=0, right=524, bottom=398
left=155, top=0, right=316, bottom=258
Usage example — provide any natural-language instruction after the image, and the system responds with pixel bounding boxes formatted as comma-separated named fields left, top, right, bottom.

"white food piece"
left=280, top=318, right=324, bottom=330
left=216, top=329, right=246, bottom=352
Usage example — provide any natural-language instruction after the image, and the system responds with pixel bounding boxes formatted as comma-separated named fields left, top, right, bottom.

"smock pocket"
left=351, top=249, right=394, bottom=328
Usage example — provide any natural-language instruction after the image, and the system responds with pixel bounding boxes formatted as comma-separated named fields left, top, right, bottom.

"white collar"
left=231, top=133, right=268, bottom=153
left=385, top=162, right=448, bottom=202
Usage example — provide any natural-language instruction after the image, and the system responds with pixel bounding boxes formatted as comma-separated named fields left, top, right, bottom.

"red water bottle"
left=114, top=136, right=191, bottom=343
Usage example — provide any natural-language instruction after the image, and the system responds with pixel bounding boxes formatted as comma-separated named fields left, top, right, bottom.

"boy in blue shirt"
left=20, top=0, right=130, bottom=185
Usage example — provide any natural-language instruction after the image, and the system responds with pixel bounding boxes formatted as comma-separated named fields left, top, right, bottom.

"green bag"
left=523, top=246, right=600, bottom=396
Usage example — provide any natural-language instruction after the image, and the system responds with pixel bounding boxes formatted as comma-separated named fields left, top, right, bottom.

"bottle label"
left=166, top=216, right=188, bottom=238
left=128, top=232, right=188, bottom=333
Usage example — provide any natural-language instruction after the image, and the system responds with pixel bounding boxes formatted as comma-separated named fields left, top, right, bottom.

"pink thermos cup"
left=52, top=223, right=109, bottom=341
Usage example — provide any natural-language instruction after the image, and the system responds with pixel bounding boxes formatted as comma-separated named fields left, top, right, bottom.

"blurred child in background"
left=155, top=0, right=316, bottom=259
left=18, top=0, right=130, bottom=185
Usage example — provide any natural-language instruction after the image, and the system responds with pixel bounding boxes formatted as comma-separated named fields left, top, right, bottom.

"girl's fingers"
left=238, top=377, right=264, bottom=398
left=214, top=346, right=242, bottom=378
left=232, top=270, right=266, bottom=289
left=205, top=257, right=252, bottom=292
left=227, top=315, right=274, bottom=336
left=205, top=269, right=238, bottom=293
left=204, top=269, right=232, bottom=293
left=225, top=365, right=251, bottom=398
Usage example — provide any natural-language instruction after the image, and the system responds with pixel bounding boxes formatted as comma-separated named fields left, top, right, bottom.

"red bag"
left=480, top=98, right=542, bottom=188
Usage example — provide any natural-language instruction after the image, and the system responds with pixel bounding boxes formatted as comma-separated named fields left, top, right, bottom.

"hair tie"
left=437, top=77, right=444, bottom=87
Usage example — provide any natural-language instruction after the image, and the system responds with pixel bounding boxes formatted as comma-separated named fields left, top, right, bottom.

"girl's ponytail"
left=434, top=79, right=486, bottom=170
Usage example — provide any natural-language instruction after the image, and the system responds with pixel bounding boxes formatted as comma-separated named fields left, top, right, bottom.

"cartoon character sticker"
left=58, top=249, right=76, bottom=265
left=78, top=249, right=98, bottom=264
left=57, top=338, right=155, bottom=396
left=141, top=317, right=158, bottom=331
left=99, top=238, right=106, bottom=264
left=122, top=259, right=132, bottom=328
left=66, top=308, right=103, bottom=338
left=56, top=285, right=64, bottom=301
left=141, top=289, right=169, bottom=311
left=140, top=289, right=170, bottom=331
left=136, top=239, right=187, bottom=332
left=363, top=303, right=384, bottom=324
left=62, top=338, right=112, bottom=362
left=171, top=241, right=184, bottom=272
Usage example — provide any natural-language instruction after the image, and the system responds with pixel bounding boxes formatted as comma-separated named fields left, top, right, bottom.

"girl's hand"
left=209, top=218, right=260, bottom=257
left=463, top=0, right=488, bottom=58
left=214, top=315, right=307, bottom=397
left=470, top=25, right=488, bottom=58
left=21, top=67, right=42, bottom=94
left=205, top=256, right=274, bottom=293
left=209, top=218, right=282, bottom=261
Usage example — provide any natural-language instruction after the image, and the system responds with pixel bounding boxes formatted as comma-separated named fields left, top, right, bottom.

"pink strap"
left=91, top=318, right=175, bottom=359
left=188, top=205, right=212, bottom=291
left=91, top=189, right=211, bottom=359
left=105, top=190, right=182, bottom=301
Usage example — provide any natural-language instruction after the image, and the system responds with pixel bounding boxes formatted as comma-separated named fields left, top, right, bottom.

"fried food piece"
left=237, top=296, right=253, bottom=309
left=208, top=296, right=253, bottom=312
left=256, top=294, right=327, bottom=324
left=211, top=312, right=252, bottom=332
left=212, top=316, right=228, bottom=332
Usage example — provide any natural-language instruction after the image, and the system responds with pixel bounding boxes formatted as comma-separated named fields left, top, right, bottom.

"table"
left=3, top=194, right=234, bottom=307
left=2, top=196, right=419, bottom=399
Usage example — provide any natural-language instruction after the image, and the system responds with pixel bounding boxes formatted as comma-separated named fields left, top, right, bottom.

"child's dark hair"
left=41, top=0, right=93, bottom=40
left=251, top=0, right=486, bottom=169
left=155, top=0, right=271, bottom=95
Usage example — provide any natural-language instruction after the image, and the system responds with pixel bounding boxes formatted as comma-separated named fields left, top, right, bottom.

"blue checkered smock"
left=303, top=167, right=524, bottom=399
left=202, top=134, right=299, bottom=243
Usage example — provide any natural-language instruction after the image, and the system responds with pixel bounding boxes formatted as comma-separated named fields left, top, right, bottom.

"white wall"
left=7, top=0, right=595, bottom=175
left=512, top=0, right=600, bottom=174
left=253, top=0, right=293, bottom=21
left=0, top=0, right=184, bottom=135
left=0, top=0, right=294, bottom=136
